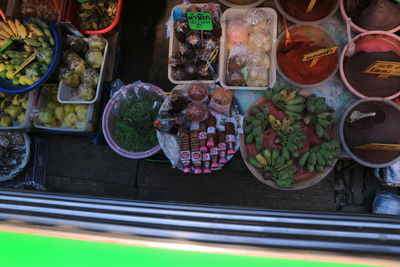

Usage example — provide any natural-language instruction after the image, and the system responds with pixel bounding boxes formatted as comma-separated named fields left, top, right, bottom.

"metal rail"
left=0, top=189, right=399, bottom=256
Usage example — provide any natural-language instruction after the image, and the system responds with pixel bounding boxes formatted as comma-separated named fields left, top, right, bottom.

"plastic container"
left=0, top=90, right=36, bottom=130
left=274, top=24, right=340, bottom=89
left=57, top=38, right=109, bottom=104
left=33, top=87, right=95, bottom=132
left=339, top=31, right=400, bottom=100
left=340, top=98, right=400, bottom=168
left=339, top=0, right=400, bottom=33
left=274, top=0, right=339, bottom=25
left=168, top=3, right=221, bottom=85
left=64, top=0, right=123, bottom=36
left=0, top=18, right=62, bottom=95
left=6, top=0, right=68, bottom=23
left=102, top=82, right=167, bottom=159
left=219, top=7, right=277, bottom=90
left=218, top=0, right=265, bottom=8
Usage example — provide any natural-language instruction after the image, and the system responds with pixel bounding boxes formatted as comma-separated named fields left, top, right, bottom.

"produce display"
left=21, top=0, right=61, bottom=22
left=58, top=35, right=106, bottom=101
left=169, top=3, right=222, bottom=81
left=0, top=18, right=56, bottom=87
left=223, top=8, right=273, bottom=88
left=111, top=85, right=163, bottom=152
left=243, top=85, right=339, bottom=188
left=78, top=0, right=118, bottom=31
left=0, top=92, right=29, bottom=127
left=155, top=83, right=241, bottom=174
left=36, top=84, right=89, bottom=129
left=0, top=131, right=29, bottom=182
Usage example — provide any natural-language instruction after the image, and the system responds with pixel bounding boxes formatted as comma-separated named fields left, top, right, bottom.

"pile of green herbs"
left=111, top=86, right=162, bottom=152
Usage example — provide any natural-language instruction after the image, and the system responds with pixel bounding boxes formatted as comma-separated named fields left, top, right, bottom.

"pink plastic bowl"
left=102, top=82, right=167, bottom=159
left=339, top=0, right=400, bottom=33
left=339, top=31, right=400, bottom=99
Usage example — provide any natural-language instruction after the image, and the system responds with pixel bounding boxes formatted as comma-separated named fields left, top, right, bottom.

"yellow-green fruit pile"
left=0, top=91, right=29, bottom=127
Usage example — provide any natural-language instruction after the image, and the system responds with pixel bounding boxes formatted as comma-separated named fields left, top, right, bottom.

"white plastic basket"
left=0, top=91, right=35, bottom=130
left=218, top=7, right=277, bottom=90
left=34, top=87, right=95, bottom=132
left=57, top=37, right=109, bottom=104
left=168, top=3, right=221, bottom=85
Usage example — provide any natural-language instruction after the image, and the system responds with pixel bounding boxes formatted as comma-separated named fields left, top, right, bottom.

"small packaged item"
left=247, top=51, right=271, bottom=70
left=199, top=121, right=208, bottom=153
left=246, top=65, right=269, bottom=87
left=226, top=70, right=245, bottom=86
left=244, top=8, right=267, bottom=27
left=225, top=122, right=236, bottom=155
left=227, top=20, right=249, bottom=47
left=190, top=130, right=203, bottom=174
left=202, top=152, right=212, bottom=174
left=188, top=83, right=209, bottom=102
left=179, top=128, right=191, bottom=174
left=228, top=54, right=247, bottom=71
left=248, top=32, right=273, bottom=53
left=210, top=147, right=220, bottom=169
left=206, top=116, right=217, bottom=148
left=186, top=102, right=209, bottom=122
left=210, top=87, right=233, bottom=116
left=217, top=131, right=227, bottom=165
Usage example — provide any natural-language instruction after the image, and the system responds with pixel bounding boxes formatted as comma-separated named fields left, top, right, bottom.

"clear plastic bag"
left=64, top=51, right=87, bottom=75
left=85, top=49, right=103, bottom=69
left=81, top=69, right=99, bottom=88
left=373, top=191, right=400, bottom=215
left=59, top=67, right=81, bottom=88
left=66, top=36, right=88, bottom=56
left=244, top=8, right=267, bottom=27
left=248, top=31, right=273, bottom=53
left=227, top=19, right=249, bottom=47
left=85, top=34, right=106, bottom=52
left=77, top=83, right=95, bottom=101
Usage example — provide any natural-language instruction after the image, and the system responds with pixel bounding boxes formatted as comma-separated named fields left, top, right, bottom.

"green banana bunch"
left=303, top=96, right=335, bottom=140
left=267, top=115, right=307, bottom=159
left=265, top=85, right=305, bottom=121
left=244, top=105, right=270, bottom=152
left=298, top=141, right=340, bottom=173
left=247, top=148, right=297, bottom=188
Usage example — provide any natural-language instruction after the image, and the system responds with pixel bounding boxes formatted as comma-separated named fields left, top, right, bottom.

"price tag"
left=13, top=52, right=36, bottom=76
left=187, top=12, right=213, bottom=31
left=362, top=61, right=400, bottom=79
left=302, top=46, right=338, bottom=67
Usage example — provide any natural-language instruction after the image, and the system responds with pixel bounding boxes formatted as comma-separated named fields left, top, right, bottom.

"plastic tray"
left=0, top=18, right=62, bottom=95
left=218, top=7, right=277, bottom=90
left=57, top=37, right=109, bottom=104
left=34, top=87, right=95, bottom=132
left=64, top=0, right=123, bottom=36
left=0, top=90, right=36, bottom=130
left=168, top=3, right=221, bottom=85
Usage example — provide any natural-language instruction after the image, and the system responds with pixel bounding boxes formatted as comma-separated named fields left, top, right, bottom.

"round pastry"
left=188, top=83, right=209, bottom=102
left=186, top=102, right=209, bottom=122
left=228, top=54, right=246, bottom=71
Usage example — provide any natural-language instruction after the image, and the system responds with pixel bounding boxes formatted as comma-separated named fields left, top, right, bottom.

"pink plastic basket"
left=102, top=82, right=167, bottom=159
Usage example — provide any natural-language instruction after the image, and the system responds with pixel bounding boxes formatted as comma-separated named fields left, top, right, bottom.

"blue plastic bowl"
left=0, top=18, right=62, bottom=94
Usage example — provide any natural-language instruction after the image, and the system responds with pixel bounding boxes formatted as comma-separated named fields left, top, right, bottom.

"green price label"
left=187, top=12, right=213, bottom=31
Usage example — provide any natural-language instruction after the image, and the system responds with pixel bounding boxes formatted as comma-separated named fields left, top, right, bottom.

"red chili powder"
left=279, top=0, right=337, bottom=21
left=277, top=42, right=337, bottom=85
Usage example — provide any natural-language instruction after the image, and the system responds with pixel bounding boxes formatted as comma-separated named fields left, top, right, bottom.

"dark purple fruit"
left=173, top=68, right=190, bottom=80
left=196, top=48, right=212, bottom=64
left=177, top=42, right=195, bottom=58
left=185, top=31, right=202, bottom=49
left=171, top=94, right=190, bottom=114
left=168, top=55, right=186, bottom=68
left=174, top=20, right=189, bottom=43
left=228, top=55, right=246, bottom=71
left=197, top=64, right=213, bottom=80
left=186, top=63, right=197, bottom=79
left=202, top=37, right=219, bottom=51
left=186, top=5, right=201, bottom=13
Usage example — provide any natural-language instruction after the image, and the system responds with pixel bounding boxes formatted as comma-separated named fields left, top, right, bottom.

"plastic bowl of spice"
left=339, top=0, right=400, bottom=33
left=275, top=24, right=340, bottom=88
left=339, top=31, right=400, bottom=99
left=274, top=0, right=339, bottom=25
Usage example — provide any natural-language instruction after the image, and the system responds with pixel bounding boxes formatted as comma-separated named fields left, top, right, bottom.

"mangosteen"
left=185, top=31, right=202, bottom=49
left=174, top=20, right=189, bottom=43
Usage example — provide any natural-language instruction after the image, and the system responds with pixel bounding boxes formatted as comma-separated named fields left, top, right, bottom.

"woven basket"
left=102, top=82, right=166, bottom=159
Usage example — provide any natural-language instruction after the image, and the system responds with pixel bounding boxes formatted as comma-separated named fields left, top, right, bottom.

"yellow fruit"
left=15, top=19, right=27, bottom=39
left=0, top=29, right=11, bottom=39
left=6, top=70, right=14, bottom=80
left=24, top=44, right=33, bottom=53
left=27, top=23, right=43, bottom=37
left=0, top=40, right=7, bottom=47
left=19, top=76, right=26, bottom=85
left=0, top=63, right=5, bottom=72
left=0, top=21, right=14, bottom=37
left=25, top=77, right=34, bottom=85
left=6, top=19, right=18, bottom=36
left=32, top=76, right=40, bottom=82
